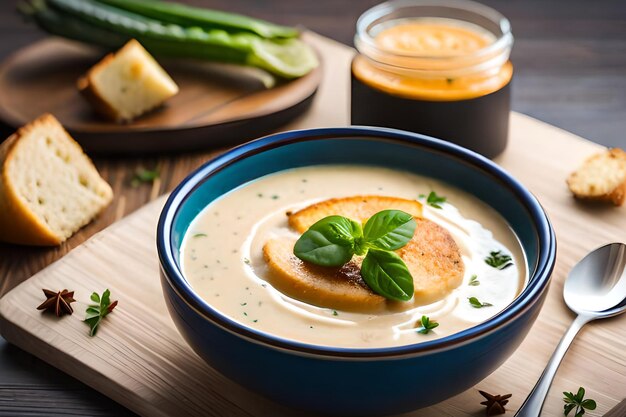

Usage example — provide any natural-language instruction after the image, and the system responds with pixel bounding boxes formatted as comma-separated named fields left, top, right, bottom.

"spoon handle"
left=514, top=314, right=591, bottom=417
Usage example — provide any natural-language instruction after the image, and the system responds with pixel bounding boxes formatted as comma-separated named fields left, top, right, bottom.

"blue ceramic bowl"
left=157, top=127, right=556, bottom=416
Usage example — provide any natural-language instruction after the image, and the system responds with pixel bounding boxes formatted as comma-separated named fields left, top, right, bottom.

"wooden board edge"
left=0, top=308, right=166, bottom=417
left=0, top=195, right=170, bottom=416
left=605, top=398, right=626, bottom=417
left=0, top=195, right=167, bottom=310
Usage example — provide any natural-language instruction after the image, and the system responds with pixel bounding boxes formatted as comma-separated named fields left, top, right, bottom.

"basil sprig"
left=293, top=210, right=416, bottom=301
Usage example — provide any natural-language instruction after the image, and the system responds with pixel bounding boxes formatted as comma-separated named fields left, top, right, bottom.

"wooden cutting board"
left=0, top=33, right=625, bottom=417
left=0, top=37, right=321, bottom=154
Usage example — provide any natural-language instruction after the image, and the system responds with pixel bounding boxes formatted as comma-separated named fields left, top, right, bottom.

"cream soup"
left=181, top=165, right=527, bottom=348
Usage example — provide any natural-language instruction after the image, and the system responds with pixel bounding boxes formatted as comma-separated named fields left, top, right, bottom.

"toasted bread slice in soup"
left=264, top=238, right=387, bottom=312
left=263, top=196, right=464, bottom=312
left=288, top=195, right=423, bottom=233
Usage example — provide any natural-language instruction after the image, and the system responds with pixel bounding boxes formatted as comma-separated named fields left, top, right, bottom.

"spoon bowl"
left=564, top=243, right=626, bottom=315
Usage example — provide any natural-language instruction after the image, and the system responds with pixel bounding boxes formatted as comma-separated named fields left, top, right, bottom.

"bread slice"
left=567, top=148, right=626, bottom=206
left=264, top=197, right=464, bottom=312
left=263, top=239, right=387, bottom=313
left=397, top=217, right=465, bottom=304
left=0, top=114, right=113, bottom=246
left=78, top=39, right=179, bottom=123
left=288, top=195, right=423, bottom=233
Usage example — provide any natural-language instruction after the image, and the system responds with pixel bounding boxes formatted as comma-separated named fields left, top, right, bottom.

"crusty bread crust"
left=0, top=114, right=63, bottom=245
left=605, top=179, right=626, bottom=206
left=567, top=148, right=626, bottom=206
left=0, top=114, right=113, bottom=246
left=288, top=195, right=423, bottom=233
left=78, top=39, right=178, bottom=123
left=78, top=40, right=138, bottom=123
left=77, top=70, right=122, bottom=123
left=263, top=238, right=387, bottom=313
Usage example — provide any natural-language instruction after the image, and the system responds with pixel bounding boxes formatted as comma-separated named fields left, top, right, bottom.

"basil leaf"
left=581, top=400, right=596, bottom=410
left=362, top=210, right=416, bottom=251
left=293, top=215, right=361, bottom=266
left=360, top=248, right=414, bottom=301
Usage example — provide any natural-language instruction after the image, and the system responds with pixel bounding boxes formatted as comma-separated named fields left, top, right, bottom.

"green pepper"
left=96, top=0, right=299, bottom=39
left=21, top=0, right=317, bottom=78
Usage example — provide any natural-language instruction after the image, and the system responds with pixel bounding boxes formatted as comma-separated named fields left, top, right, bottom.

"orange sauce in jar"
left=352, top=18, right=513, bottom=101
left=351, top=1, right=514, bottom=158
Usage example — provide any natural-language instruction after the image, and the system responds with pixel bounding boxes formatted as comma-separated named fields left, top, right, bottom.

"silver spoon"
left=514, top=242, right=626, bottom=417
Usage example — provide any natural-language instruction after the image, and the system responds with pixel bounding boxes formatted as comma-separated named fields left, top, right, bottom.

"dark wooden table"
left=0, top=0, right=624, bottom=415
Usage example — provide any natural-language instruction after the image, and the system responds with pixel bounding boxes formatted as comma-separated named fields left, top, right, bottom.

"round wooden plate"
left=0, top=38, right=322, bottom=154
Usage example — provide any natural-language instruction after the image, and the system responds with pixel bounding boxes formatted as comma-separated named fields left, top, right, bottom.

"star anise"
left=37, top=289, right=76, bottom=317
left=479, top=390, right=512, bottom=416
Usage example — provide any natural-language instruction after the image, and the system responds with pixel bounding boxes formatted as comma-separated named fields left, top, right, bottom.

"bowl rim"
left=157, top=126, right=556, bottom=359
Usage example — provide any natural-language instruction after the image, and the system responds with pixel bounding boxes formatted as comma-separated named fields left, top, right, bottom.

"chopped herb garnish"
left=131, top=167, right=159, bottom=187
left=420, top=191, right=447, bottom=209
left=271, top=195, right=280, bottom=200
left=485, top=251, right=513, bottom=270
left=446, top=78, right=454, bottom=84
left=253, top=319, right=258, bottom=323
left=563, top=387, right=596, bottom=417
left=243, top=258, right=251, bottom=264
left=84, top=289, right=118, bottom=337
left=241, top=302, right=247, bottom=306
left=416, top=315, right=439, bottom=334
left=469, top=297, right=493, bottom=308
left=257, top=193, right=263, bottom=198
left=332, top=310, right=338, bottom=316
left=193, top=233, right=207, bottom=238
left=468, top=274, right=480, bottom=286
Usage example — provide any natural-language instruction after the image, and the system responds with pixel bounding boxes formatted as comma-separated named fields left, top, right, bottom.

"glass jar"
left=351, top=0, right=514, bottom=158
